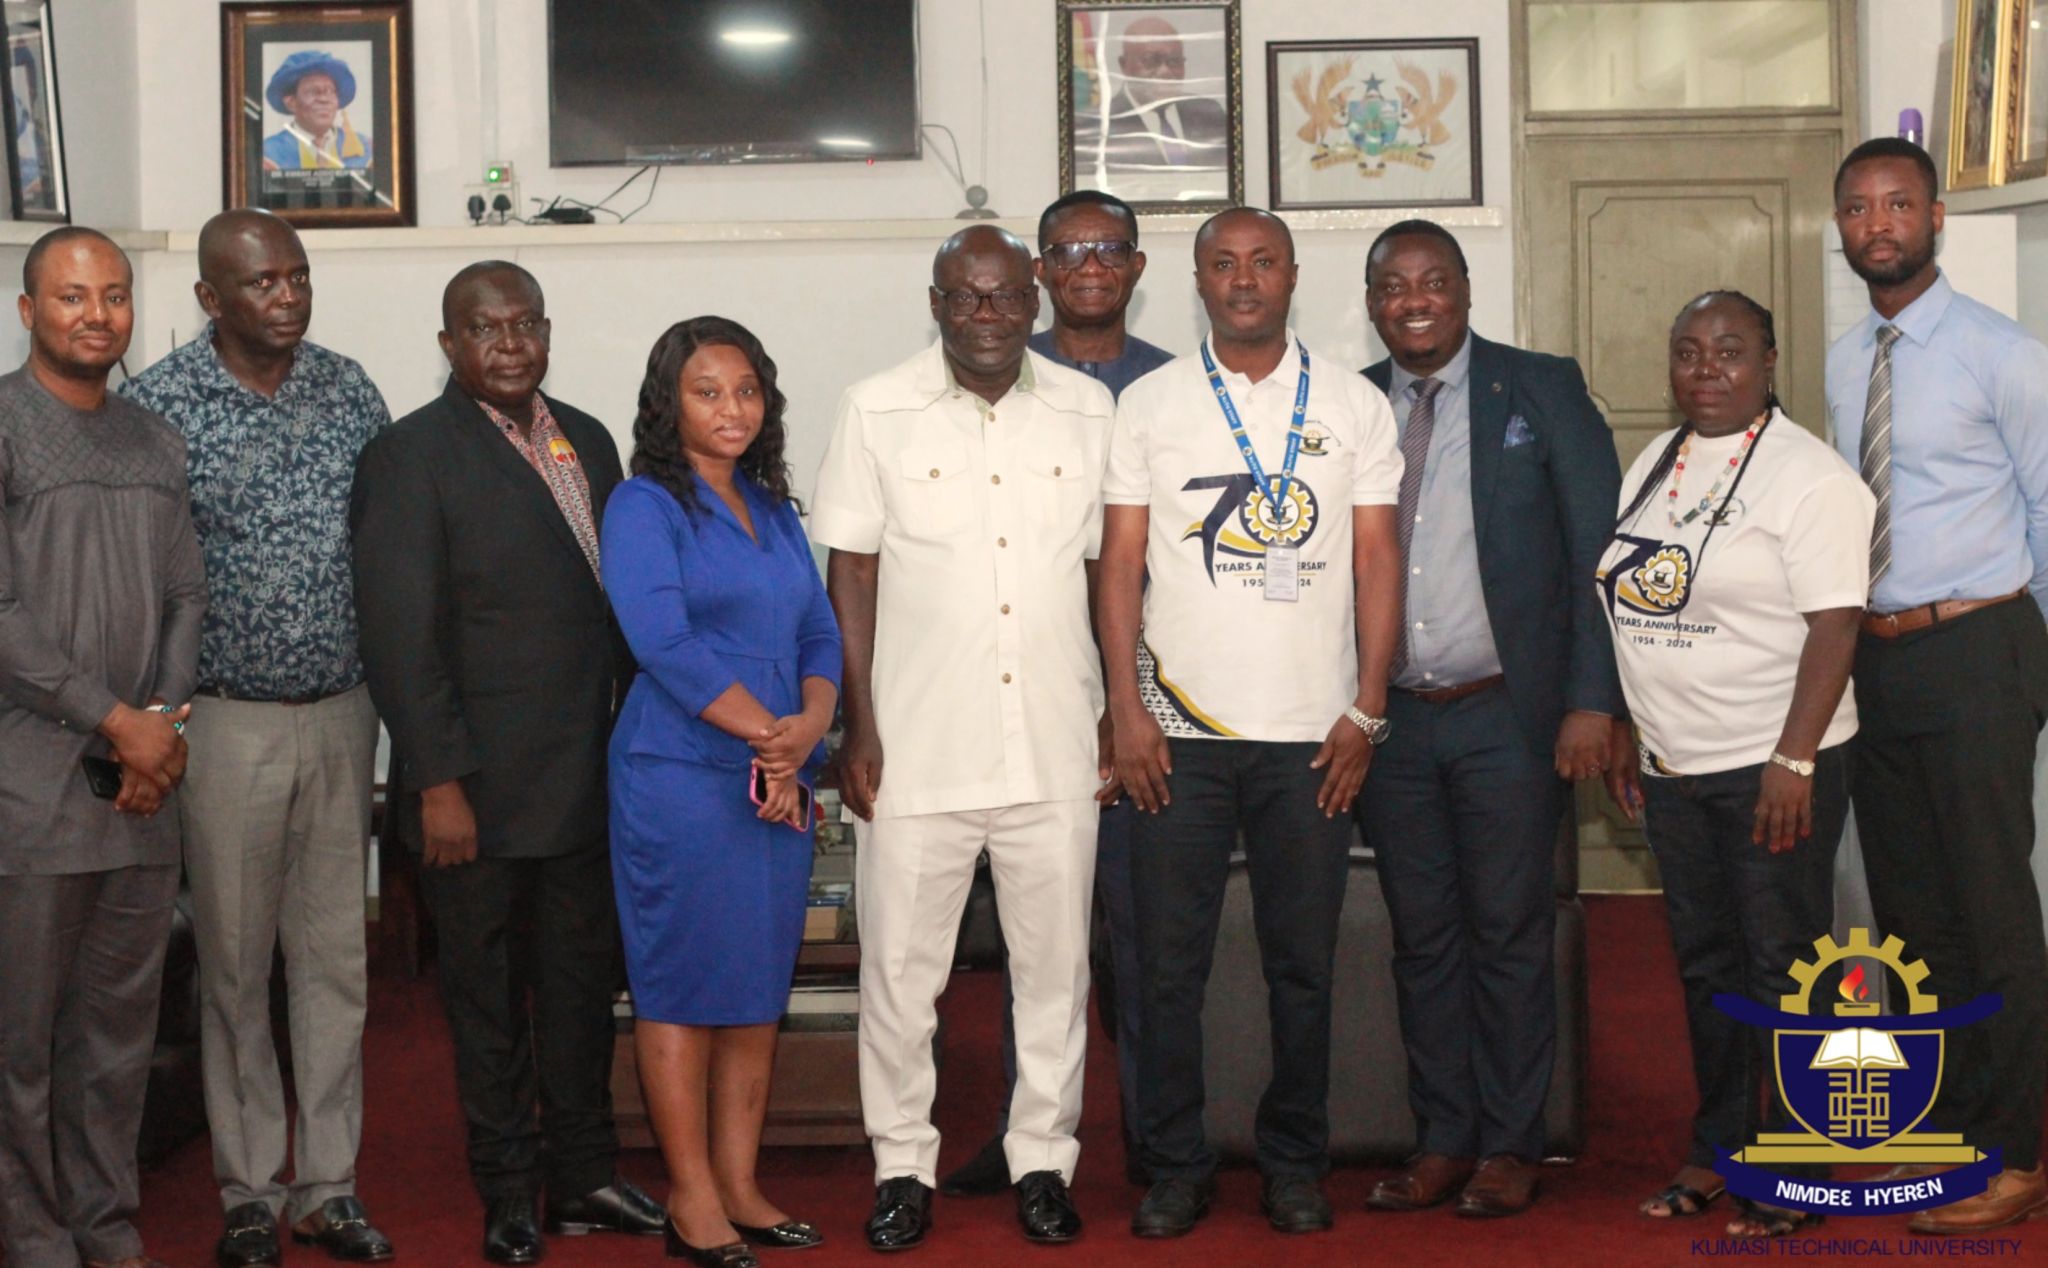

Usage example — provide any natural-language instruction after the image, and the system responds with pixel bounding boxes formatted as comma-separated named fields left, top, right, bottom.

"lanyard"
left=1201, top=339, right=1310, bottom=520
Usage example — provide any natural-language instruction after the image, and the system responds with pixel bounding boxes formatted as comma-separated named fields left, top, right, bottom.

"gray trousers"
left=180, top=686, right=378, bottom=1220
left=0, top=864, right=179, bottom=1268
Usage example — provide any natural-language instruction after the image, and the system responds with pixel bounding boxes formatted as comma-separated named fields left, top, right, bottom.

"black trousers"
left=1129, top=739, right=1353, bottom=1182
left=1852, top=598, right=2048, bottom=1170
left=418, top=845, right=622, bottom=1201
left=1641, top=748, right=1848, bottom=1174
left=1357, top=685, right=1561, bottom=1161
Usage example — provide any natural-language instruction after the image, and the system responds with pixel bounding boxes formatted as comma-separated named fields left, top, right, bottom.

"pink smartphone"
left=748, top=761, right=816, bottom=832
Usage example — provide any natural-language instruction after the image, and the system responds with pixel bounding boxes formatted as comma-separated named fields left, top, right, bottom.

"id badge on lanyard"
left=1201, top=340, right=1311, bottom=603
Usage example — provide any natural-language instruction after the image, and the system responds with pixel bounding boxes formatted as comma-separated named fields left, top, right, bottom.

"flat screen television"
left=549, top=0, right=921, bottom=166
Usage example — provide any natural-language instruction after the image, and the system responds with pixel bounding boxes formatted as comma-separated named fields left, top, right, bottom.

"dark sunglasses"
left=1042, top=240, right=1136, bottom=271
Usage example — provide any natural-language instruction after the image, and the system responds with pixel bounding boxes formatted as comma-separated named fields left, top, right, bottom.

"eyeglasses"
left=934, top=287, right=1034, bottom=317
left=1041, top=240, right=1136, bottom=271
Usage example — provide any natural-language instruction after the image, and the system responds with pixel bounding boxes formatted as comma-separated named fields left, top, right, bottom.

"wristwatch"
left=1768, top=751, right=1814, bottom=778
left=1346, top=705, right=1392, bottom=746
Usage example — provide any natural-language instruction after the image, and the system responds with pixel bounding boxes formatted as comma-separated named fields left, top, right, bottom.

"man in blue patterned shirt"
left=121, top=209, right=395, bottom=1267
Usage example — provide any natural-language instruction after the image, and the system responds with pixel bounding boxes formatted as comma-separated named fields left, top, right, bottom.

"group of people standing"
left=0, top=133, right=2043, bottom=1268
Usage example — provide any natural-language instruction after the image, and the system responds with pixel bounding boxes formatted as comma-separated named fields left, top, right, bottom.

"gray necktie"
left=1859, top=325, right=1903, bottom=589
left=1390, top=376, right=1442, bottom=678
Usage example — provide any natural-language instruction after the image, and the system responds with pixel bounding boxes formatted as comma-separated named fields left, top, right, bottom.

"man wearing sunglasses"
left=812, top=226, right=1117, bottom=1251
left=940, top=190, right=1174, bottom=1202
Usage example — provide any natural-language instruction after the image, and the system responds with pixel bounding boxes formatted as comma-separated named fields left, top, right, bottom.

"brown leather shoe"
left=1365, top=1153, right=1475, bottom=1211
left=1905, top=1165, right=2048, bottom=1234
left=1454, top=1154, right=1540, bottom=1218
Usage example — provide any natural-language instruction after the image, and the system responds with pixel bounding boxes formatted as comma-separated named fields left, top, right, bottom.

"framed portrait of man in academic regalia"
left=221, top=2, right=415, bottom=228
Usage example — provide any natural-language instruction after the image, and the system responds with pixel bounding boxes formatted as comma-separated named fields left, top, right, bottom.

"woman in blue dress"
left=603, top=316, right=841, bottom=1266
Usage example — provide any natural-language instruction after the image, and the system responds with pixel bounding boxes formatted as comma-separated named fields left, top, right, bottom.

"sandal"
left=1727, top=1202, right=1823, bottom=1237
left=1640, top=1178, right=1727, bottom=1218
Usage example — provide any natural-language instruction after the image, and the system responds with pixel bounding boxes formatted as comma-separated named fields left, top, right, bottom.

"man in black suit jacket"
left=1355, top=222, right=1623, bottom=1219
left=349, top=262, right=662, bottom=1265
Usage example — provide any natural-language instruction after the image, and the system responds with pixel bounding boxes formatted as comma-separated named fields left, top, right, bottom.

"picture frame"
left=221, top=2, right=415, bottom=228
left=1266, top=38, right=1481, bottom=211
left=1948, top=0, right=2016, bottom=192
left=0, top=0, right=67, bottom=223
left=2008, top=0, right=2048, bottom=183
left=1057, top=0, right=1243, bottom=214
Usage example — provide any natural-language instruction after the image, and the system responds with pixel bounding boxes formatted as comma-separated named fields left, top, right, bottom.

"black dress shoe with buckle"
left=937, top=1135, right=1010, bottom=1198
left=1259, top=1175, right=1333, bottom=1234
left=483, top=1195, right=545, bottom=1265
left=217, top=1201, right=281, bottom=1268
left=291, top=1196, right=395, bottom=1261
left=665, top=1218, right=760, bottom=1267
left=1014, top=1170, right=1082, bottom=1243
left=1131, top=1177, right=1214, bottom=1238
left=731, top=1218, right=823, bottom=1250
left=865, top=1176, right=934, bottom=1252
left=544, top=1176, right=666, bottom=1236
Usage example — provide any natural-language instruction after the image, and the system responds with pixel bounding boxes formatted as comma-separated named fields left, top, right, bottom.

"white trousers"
left=855, top=799, right=1096, bottom=1186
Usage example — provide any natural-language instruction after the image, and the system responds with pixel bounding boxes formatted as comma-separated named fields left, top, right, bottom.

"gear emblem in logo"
left=1240, top=483, right=1316, bottom=549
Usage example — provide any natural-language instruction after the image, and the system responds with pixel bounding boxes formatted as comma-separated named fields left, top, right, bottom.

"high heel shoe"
left=732, top=1218, right=824, bottom=1250
left=663, top=1217, right=759, bottom=1267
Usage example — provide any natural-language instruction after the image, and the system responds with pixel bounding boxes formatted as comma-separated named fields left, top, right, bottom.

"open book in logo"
left=1709, top=929, right=2007, bottom=1215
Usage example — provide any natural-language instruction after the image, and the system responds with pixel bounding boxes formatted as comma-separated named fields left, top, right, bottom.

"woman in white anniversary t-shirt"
left=1598, top=292, right=1873, bottom=1238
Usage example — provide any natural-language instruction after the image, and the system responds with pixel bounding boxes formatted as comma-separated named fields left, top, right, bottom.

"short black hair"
left=1193, top=206, right=1293, bottom=261
left=1364, top=219, right=1468, bottom=283
left=23, top=225, right=123, bottom=296
left=442, top=260, right=543, bottom=331
left=1834, top=137, right=1939, bottom=203
left=1037, top=190, right=1140, bottom=250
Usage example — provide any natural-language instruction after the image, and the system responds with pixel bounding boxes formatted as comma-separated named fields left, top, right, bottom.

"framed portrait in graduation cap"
left=221, top=2, right=414, bottom=227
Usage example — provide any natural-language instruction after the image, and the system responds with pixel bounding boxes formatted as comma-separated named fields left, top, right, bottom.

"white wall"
left=70, top=0, right=1513, bottom=493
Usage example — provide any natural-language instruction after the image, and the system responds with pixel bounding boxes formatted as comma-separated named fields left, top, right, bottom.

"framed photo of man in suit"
left=221, top=2, right=415, bottom=227
left=1058, top=0, right=1243, bottom=213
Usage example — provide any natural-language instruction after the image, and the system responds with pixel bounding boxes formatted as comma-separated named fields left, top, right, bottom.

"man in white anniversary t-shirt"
left=1097, top=207, right=1403, bottom=1238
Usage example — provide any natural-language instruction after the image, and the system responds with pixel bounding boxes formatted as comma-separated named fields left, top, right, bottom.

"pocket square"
left=1504, top=416, right=1536, bottom=448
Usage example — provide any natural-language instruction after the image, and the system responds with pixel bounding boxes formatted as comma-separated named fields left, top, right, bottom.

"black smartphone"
left=81, top=755, right=124, bottom=800
left=749, top=762, right=816, bottom=831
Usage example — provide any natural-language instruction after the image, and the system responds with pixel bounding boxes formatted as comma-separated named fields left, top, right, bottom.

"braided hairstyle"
left=1613, top=289, right=1780, bottom=533
left=629, top=315, right=797, bottom=513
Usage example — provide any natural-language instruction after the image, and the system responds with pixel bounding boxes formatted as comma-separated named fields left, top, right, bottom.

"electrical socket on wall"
left=463, top=161, right=520, bottom=223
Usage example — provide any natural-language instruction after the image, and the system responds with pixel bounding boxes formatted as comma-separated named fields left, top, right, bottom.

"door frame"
left=1509, top=0, right=1863, bottom=344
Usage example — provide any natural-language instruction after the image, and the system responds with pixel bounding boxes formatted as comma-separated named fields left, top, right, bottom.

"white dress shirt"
left=810, top=341, right=1115, bottom=818
left=1103, top=330, right=1403, bottom=742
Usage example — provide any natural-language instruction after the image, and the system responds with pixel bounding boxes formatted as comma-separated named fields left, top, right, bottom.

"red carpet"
left=121, top=895, right=2045, bottom=1266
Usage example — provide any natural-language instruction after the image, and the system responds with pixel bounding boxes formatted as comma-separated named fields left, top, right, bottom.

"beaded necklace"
left=1665, top=419, right=1761, bottom=529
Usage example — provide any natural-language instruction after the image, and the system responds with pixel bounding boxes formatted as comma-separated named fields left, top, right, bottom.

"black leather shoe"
left=731, top=1219, right=823, bottom=1250
left=937, top=1135, right=1010, bottom=1198
left=865, top=1177, right=934, bottom=1252
left=545, top=1177, right=666, bottom=1236
left=216, top=1201, right=280, bottom=1268
left=1014, top=1170, right=1082, bottom=1243
left=1260, top=1175, right=1333, bottom=1234
left=483, top=1195, right=545, bottom=1265
left=291, top=1196, right=395, bottom=1261
left=665, top=1218, right=759, bottom=1267
left=1131, top=1177, right=1214, bottom=1238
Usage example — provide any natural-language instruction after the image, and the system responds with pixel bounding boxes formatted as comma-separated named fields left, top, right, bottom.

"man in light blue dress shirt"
left=1358, top=221, right=1623, bottom=1218
left=1826, top=137, right=2048, bottom=1233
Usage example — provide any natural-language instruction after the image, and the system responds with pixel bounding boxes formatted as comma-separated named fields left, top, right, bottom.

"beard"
left=1846, top=235, right=1935, bottom=287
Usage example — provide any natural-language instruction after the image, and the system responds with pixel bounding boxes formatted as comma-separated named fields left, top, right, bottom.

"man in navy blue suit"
left=1356, top=220, right=1623, bottom=1219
